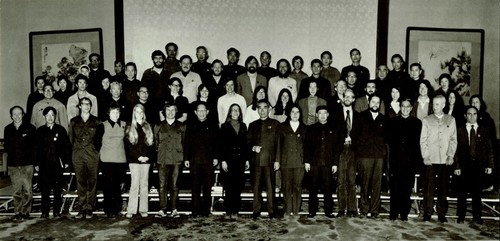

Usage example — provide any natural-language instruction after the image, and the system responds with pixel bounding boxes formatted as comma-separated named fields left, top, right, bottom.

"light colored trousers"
left=127, top=163, right=150, bottom=215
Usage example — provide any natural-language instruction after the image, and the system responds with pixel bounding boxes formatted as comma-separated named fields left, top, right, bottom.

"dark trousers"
left=423, top=164, right=449, bottom=216
left=281, top=167, right=304, bottom=215
left=389, top=166, right=415, bottom=219
left=39, top=166, right=63, bottom=215
left=337, top=146, right=357, bottom=212
left=308, top=165, right=333, bottom=215
left=253, top=166, right=275, bottom=215
left=73, top=158, right=99, bottom=212
left=101, top=162, right=125, bottom=215
left=456, top=164, right=483, bottom=219
left=158, top=164, right=180, bottom=211
left=191, top=164, right=214, bottom=216
left=358, top=157, right=384, bottom=215
left=223, top=161, right=245, bottom=215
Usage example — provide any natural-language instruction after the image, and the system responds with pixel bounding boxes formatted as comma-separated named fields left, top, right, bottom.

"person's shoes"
left=359, top=213, right=368, bottom=219
left=252, top=213, right=260, bottom=220
left=107, top=213, right=116, bottom=219
left=75, top=212, right=85, bottom=219
left=389, top=215, right=397, bottom=221
left=423, top=214, right=431, bottom=221
left=307, top=213, right=316, bottom=218
left=22, top=213, right=30, bottom=220
left=13, top=213, right=23, bottom=221
left=140, top=212, right=148, bottom=218
left=438, top=216, right=448, bottom=223
left=337, top=211, right=345, bottom=218
left=457, top=217, right=465, bottom=224
left=473, top=218, right=484, bottom=225
left=126, top=213, right=133, bottom=218
left=53, top=213, right=62, bottom=218
left=170, top=209, right=180, bottom=218
left=347, top=211, right=358, bottom=217
left=268, top=213, right=276, bottom=220
left=40, top=213, right=49, bottom=219
left=401, top=215, right=408, bottom=221
left=370, top=213, right=379, bottom=219
left=156, top=210, right=167, bottom=218
left=326, top=213, right=336, bottom=218
left=85, top=211, right=93, bottom=219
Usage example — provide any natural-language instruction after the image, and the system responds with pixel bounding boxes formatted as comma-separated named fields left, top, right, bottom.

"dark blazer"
left=236, top=73, right=268, bottom=106
left=202, top=74, right=226, bottom=100
left=4, top=122, right=36, bottom=166
left=184, top=119, right=219, bottom=166
left=276, top=121, right=306, bottom=169
left=355, top=110, right=387, bottom=159
left=125, top=124, right=154, bottom=164
left=385, top=116, right=422, bottom=171
left=219, top=121, right=250, bottom=164
left=304, top=122, right=339, bottom=166
left=247, top=118, right=280, bottom=167
left=453, top=125, right=494, bottom=170
left=35, top=124, right=71, bottom=168
left=331, top=106, right=362, bottom=149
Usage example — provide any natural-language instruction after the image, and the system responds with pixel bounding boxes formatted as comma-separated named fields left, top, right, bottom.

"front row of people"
left=4, top=90, right=493, bottom=224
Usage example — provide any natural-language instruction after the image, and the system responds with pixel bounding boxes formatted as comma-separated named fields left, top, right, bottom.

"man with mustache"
left=267, top=59, right=297, bottom=107
left=141, top=50, right=171, bottom=104
left=236, top=56, right=267, bottom=106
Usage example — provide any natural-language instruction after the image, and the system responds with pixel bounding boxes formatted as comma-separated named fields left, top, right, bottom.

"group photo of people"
left=4, top=42, right=497, bottom=227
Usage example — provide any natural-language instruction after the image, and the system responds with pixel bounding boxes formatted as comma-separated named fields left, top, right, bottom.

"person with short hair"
left=88, top=53, right=111, bottom=95
left=354, top=80, right=386, bottom=114
left=340, top=48, right=370, bottom=88
left=304, top=105, right=338, bottom=218
left=298, top=59, right=331, bottom=101
left=192, top=46, right=211, bottom=78
left=385, top=54, right=411, bottom=100
left=164, top=42, right=181, bottom=74
left=453, top=106, right=494, bottom=224
left=31, top=84, right=69, bottom=131
left=320, top=51, right=341, bottom=95
left=4, top=106, right=36, bottom=220
left=54, top=76, right=74, bottom=105
left=26, top=76, right=47, bottom=121
left=67, top=74, right=99, bottom=121
left=110, top=60, right=125, bottom=83
left=170, top=55, right=203, bottom=103
left=122, top=62, right=142, bottom=108
left=236, top=56, right=268, bottom=106
left=35, top=106, right=71, bottom=218
left=154, top=103, right=186, bottom=218
left=222, top=47, right=246, bottom=79
left=162, top=78, right=189, bottom=123
left=135, top=85, right=160, bottom=125
left=257, top=51, right=279, bottom=81
left=217, top=78, right=246, bottom=125
left=103, top=81, right=130, bottom=122
left=420, top=95, right=457, bottom=223
left=298, top=80, right=327, bottom=125
left=184, top=102, right=219, bottom=217
left=141, top=50, right=171, bottom=104
left=247, top=100, right=280, bottom=219
left=202, top=59, right=226, bottom=100
left=289, top=56, right=308, bottom=93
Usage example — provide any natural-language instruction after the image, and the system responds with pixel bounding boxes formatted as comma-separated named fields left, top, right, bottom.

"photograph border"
left=29, top=28, right=103, bottom=92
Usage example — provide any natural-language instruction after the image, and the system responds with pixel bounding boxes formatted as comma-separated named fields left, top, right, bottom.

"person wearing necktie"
left=453, top=106, right=494, bottom=224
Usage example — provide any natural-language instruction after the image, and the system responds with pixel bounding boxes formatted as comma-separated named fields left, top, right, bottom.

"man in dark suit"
left=453, top=106, right=494, bottom=224
left=202, top=59, right=226, bottom=100
left=236, top=56, right=268, bottom=106
left=356, top=94, right=387, bottom=218
left=222, top=47, right=246, bottom=79
left=247, top=100, right=280, bottom=219
left=257, top=51, right=279, bottom=81
left=87, top=53, right=111, bottom=95
left=386, top=98, right=422, bottom=221
left=332, top=88, right=361, bottom=217
left=304, top=105, right=339, bottom=218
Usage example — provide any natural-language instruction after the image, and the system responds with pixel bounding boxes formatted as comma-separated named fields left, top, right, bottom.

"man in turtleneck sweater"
left=170, top=55, right=202, bottom=103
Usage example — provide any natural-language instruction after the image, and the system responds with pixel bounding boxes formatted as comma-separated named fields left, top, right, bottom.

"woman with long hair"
left=244, top=85, right=269, bottom=127
left=444, top=89, right=465, bottom=127
left=387, top=87, right=402, bottom=118
left=411, top=80, right=434, bottom=120
left=220, top=103, right=250, bottom=218
left=269, top=88, right=293, bottom=123
left=125, top=104, right=154, bottom=218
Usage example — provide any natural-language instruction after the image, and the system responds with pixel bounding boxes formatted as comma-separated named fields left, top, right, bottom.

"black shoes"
left=40, top=213, right=49, bottom=219
left=457, top=217, right=465, bottom=224
left=337, top=211, right=345, bottom=218
left=347, top=211, right=358, bottom=217
left=473, top=218, right=484, bottom=225
left=252, top=213, right=260, bottom=220
left=75, top=211, right=85, bottom=219
left=423, top=214, right=431, bottom=221
left=307, top=213, right=316, bottom=218
left=438, top=216, right=448, bottom=223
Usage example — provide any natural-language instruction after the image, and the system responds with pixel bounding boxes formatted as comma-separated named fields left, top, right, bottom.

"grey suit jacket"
left=236, top=73, right=268, bottom=106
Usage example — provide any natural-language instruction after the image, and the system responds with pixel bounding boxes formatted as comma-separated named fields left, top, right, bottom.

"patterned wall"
left=124, top=0, right=378, bottom=79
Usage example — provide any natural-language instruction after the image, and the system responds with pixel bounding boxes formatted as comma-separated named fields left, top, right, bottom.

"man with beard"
left=87, top=53, right=111, bottom=95
left=164, top=42, right=181, bottom=74
left=420, top=95, right=457, bottom=223
left=333, top=89, right=361, bottom=217
left=268, top=59, right=297, bottom=107
left=170, top=55, right=202, bottom=103
left=141, top=50, right=171, bottom=104
left=192, top=46, right=212, bottom=78
left=340, top=48, right=370, bottom=89
left=236, top=56, right=268, bottom=106
left=222, top=47, right=246, bottom=79
left=356, top=94, right=387, bottom=219
left=354, top=80, right=386, bottom=114
left=202, top=59, right=226, bottom=100
left=257, top=51, right=279, bottom=81
left=298, top=59, right=331, bottom=101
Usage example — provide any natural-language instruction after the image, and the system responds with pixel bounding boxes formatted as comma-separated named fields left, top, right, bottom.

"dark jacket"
left=453, top=125, right=494, bottom=170
left=331, top=106, right=362, bottom=150
left=219, top=121, right=249, bottom=164
left=277, top=121, right=306, bottom=169
left=154, top=120, right=186, bottom=165
left=35, top=124, right=71, bottom=168
left=304, top=122, right=339, bottom=166
left=125, top=124, right=154, bottom=164
left=69, top=115, right=101, bottom=162
left=355, top=110, right=387, bottom=159
left=386, top=115, right=422, bottom=171
left=247, top=118, right=280, bottom=167
left=184, top=119, right=219, bottom=166
left=4, top=122, right=36, bottom=166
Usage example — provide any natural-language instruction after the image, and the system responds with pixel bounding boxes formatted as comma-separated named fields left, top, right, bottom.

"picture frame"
left=405, top=27, right=484, bottom=102
left=29, top=28, right=103, bottom=92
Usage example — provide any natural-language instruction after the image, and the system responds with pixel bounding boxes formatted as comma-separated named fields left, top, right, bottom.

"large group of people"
left=4, top=43, right=496, bottom=225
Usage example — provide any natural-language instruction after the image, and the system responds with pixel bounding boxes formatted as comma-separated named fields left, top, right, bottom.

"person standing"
left=154, top=103, right=186, bottom=218
left=125, top=104, right=155, bottom=218
left=96, top=103, right=127, bottom=219
left=35, top=107, right=71, bottom=218
left=386, top=98, right=422, bottom=221
left=453, top=106, right=494, bottom=224
left=277, top=105, right=306, bottom=218
left=220, top=104, right=250, bottom=218
left=184, top=102, right=219, bottom=217
left=247, top=100, right=280, bottom=219
left=69, top=97, right=101, bottom=219
left=304, top=106, right=338, bottom=218
left=420, top=95, right=457, bottom=223
left=4, top=106, right=36, bottom=220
